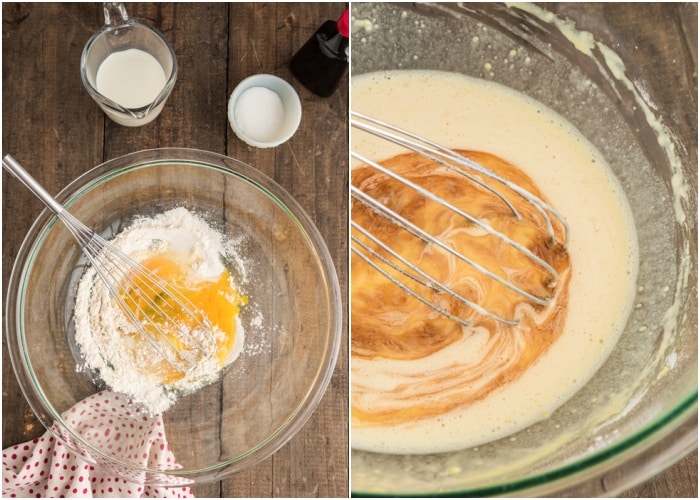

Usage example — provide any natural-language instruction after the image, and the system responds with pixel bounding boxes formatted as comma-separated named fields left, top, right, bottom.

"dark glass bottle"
left=290, top=8, right=349, bottom=97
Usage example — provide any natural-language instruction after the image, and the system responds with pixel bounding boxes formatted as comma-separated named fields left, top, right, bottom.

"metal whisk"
left=351, top=111, right=570, bottom=326
left=2, top=154, right=216, bottom=371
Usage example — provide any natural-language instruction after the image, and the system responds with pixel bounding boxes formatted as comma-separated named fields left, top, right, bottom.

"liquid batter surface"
left=353, top=149, right=571, bottom=425
left=351, top=70, right=638, bottom=454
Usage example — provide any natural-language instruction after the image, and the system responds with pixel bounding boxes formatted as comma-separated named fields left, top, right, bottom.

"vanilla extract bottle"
left=290, top=8, right=349, bottom=97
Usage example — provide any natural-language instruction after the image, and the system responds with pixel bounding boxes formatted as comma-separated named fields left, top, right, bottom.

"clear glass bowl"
left=5, top=148, right=342, bottom=484
left=351, top=3, right=697, bottom=496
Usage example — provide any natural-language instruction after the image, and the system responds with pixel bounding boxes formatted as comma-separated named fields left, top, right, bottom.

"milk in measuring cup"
left=95, top=48, right=167, bottom=109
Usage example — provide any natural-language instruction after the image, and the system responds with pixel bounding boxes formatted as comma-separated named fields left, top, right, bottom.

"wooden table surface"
left=2, top=2, right=697, bottom=499
left=2, top=2, right=347, bottom=498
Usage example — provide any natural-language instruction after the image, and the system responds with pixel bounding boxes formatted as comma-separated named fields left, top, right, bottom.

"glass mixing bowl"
left=350, top=3, right=697, bottom=496
left=5, top=148, right=342, bottom=484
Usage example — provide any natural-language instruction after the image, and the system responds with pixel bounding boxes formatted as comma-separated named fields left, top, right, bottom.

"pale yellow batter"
left=351, top=70, right=638, bottom=454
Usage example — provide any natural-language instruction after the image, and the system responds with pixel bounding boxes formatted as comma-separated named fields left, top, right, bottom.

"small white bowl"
left=228, top=74, right=302, bottom=148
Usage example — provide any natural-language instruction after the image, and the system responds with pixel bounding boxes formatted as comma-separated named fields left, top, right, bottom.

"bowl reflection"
left=350, top=3, right=697, bottom=496
left=6, top=148, right=342, bottom=484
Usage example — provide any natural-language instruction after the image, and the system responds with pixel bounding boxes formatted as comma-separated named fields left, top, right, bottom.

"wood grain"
left=2, top=2, right=347, bottom=497
left=2, top=2, right=696, bottom=499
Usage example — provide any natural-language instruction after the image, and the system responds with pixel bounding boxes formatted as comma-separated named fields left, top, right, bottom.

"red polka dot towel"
left=2, top=392, right=194, bottom=498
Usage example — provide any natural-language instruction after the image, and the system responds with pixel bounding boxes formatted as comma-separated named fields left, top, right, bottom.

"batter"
left=351, top=70, right=638, bottom=454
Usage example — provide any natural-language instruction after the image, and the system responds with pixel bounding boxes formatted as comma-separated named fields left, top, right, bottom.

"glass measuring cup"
left=80, top=2, right=177, bottom=126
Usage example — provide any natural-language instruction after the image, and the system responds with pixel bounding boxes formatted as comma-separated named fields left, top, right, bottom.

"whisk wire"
left=351, top=222, right=518, bottom=325
left=352, top=182, right=550, bottom=307
left=352, top=111, right=570, bottom=247
left=352, top=151, right=559, bottom=288
left=2, top=154, right=217, bottom=371
left=351, top=112, right=569, bottom=326
left=352, top=111, right=522, bottom=219
left=61, top=208, right=217, bottom=371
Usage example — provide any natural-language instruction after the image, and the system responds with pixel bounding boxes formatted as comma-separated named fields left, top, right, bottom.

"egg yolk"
left=119, top=253, right=247, bottom=384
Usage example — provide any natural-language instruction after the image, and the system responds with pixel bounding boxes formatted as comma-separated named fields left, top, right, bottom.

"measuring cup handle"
left=103, top=2, right=129, bottom=28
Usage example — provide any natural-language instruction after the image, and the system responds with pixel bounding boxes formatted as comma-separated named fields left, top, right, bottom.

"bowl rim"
left=351, top=394, right=697, bottom=497
left=5, top=147, right=343, bottom=482
left=348, top=2, right=697, bottom=496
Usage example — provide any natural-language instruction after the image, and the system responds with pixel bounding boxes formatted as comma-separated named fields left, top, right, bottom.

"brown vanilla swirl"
left=351, top=150, right=571, bottom=426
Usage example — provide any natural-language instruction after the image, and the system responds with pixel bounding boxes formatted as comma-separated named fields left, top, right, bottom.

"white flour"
left=74, top=207, right=251, bottom=414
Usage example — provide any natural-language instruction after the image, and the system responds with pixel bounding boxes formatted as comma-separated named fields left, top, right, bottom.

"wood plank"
left=3, top=3, right=348, bottom=498
left=221, top=3, right=348, bottom=498
left=101, top=3, right=229, bottom=158
left=3, top=1, right=104, bottom=446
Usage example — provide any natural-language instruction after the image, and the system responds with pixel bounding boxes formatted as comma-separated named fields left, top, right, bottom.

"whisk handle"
left=2, top=154, right=65, bottom=216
